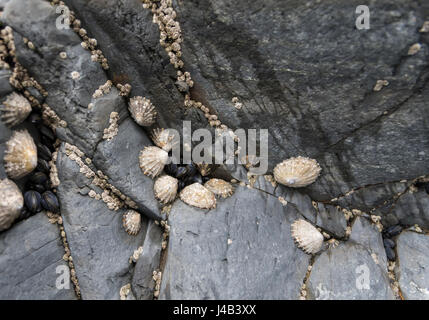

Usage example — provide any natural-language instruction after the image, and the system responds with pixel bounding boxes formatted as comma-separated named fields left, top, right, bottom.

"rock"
left=396, top=231, right=429, bottom=299
left=389, top=189, right=429, bottom=229
left=56, top=145, right=148, bottom=299
left=307, top=217, right=394, bottom=300
left=315, top=203, right=347, bottom=238
left=159, top=186, right=310, bottom=299
left=131, top=220, right=163, bottom=300
left=0, top=69, right=13, bottom=97
left=93, top=117, right=163, bottom=220
left=0, top=212, right=77, bottom=299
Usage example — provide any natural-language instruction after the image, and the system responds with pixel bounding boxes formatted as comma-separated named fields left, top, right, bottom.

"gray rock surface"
left=0, top=213, right=77, bottom=300
left=390, top=189, right=429, bottom=229
left=307, top=217, right=394, bottom=300
left=160, top=186, right=310, bottom=299
left=396, top=231, right=429, bottom=300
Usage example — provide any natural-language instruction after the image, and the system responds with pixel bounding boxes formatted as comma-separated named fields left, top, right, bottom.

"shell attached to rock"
left=291, top=219, right=324, bottom=254
left=128, top=96, right=157, bottom=127
left=139, top=146, right=168, bottom=179
left=273, top=156, right=321, bottom=188
left=122, top=210, right=141, bottom=235
left=154, top=175, right=178, bottom=204
left=0, top=178, right=24, bottom=231
left=0, top=92, right=32, bottom=127
left=151, top=128, right=176, bottom=152
left=204, top=178, right=234, bottom=198
left=180, top=182, right=216, bottom=209
left=4, top=130, right=37, bottom=179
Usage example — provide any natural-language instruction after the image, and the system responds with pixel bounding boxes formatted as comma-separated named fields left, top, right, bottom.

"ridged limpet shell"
left=122, top=210, right=141, bottom=235
left=0, top=92, right=32, bottom=127
left=139, top=146, right=168, bottom=178
left=154, top=175, right=178, bottom=204
left=128, top=96, right=157, bottom=127
left=180, top=183, right=216, bottom=209
left=291, top=219, right=324, bottom=254
left=0, top=178, right=23, bottom=231
left=151, top=128, right=177, bottom=152
left=204, top=178, right=234, bottom=198
left=273, top=156, right=321, bottom=188
left=4, top=130, right=37, bottom=179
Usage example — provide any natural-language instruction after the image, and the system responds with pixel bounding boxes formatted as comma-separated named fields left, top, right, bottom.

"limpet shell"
left=0, top=178, right=24, bottom=231
left=273, top=156, right=321, bottom=188
left=291, top=219, right=324, bottom=254
left=4, top=130, right=37, bottom=179
left=154, top=175, right=178, bottom=204
left=128, top=96, right=157, bottom=127
left=151, top=128, right=177, bottom=152
left=204, top=178, right=234, bottom=198
left=139, top=146, right=168, bottom=178
left=0, top=92, right=32, bottom=127
left=122, top=210, right=141, bottom=235
left=180, top=183, right=216, bottom=209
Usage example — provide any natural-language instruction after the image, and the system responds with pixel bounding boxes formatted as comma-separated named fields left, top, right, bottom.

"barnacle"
left=129, top=96, right=157, bottom=127
left=122, top=210, right=141, bottom=235
left=154, top=175, right=178, bottom=204
left=273, top=156, right=321, bottom=188
left=0, top=178, right=23, bottom=231
left=204, top=178, right=234, bottom=198
left=151, top=128, right=177, bottom=152
left=291, top=219, right=324, bottom=254
left=139, top=146, right=168, bottom=178
left=0, top=92, right=31, bottom=127
left=4, top=130, right=37, bottom=179
left=180, top=182, right=216, bottom=209
left=196, top=162, right=217, bottom=176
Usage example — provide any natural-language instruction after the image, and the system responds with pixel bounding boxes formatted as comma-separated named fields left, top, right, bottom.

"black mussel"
left=29, top=172, right=48, bottom=185
left=18, top=207, right=32, bottom=221
left=383, top=238, right=396, bottom=249
left=384, top=225, right=402, bottom=238
left=175, top=166, right=188, bottom=179
left=27, top=183, right=46, bottom=194
left=385, top=246, right=396, bottom=261
left=178, top=180, right=186, bottom=191
left=24, top=190, right=42, bottom=213
left=185, top=163, right=197, bottom=177
left=41, top=191, right=60, bottom=213
left=28, top=112, right=42, bottom=124
left=425, top=183, right=429, bottom=195
left=37, top=159, right=50, bottom=173
left=37, top=143, right=52, bottom=161
left=185, top=172, right=202, bottom=185
left=38, top=125, right=55, bottom=142
left=164, top=163, right=178, bottom=176
left=40, top=135, right=55, bottom=152
left=201, top=176, right=211, bottom=183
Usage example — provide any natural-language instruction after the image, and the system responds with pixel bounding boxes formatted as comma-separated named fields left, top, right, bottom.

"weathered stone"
left=390, top=189, right=429, bottom=229
left=0, top=212, right=77, bottom=300
left=396, top=231, right=429, bottom=300
left=160, top=186, right=310, bottom=299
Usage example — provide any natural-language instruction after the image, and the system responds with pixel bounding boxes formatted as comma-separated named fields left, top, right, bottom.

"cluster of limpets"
left=0, top=91, right=61, bottom=232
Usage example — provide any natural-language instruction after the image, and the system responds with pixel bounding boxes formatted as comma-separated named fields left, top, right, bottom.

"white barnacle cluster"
left=231, top=96, right=243, bottom=110
left=129, top=96, right=157, bottom=127
left=129, top=246, right=143, bottom=264
left=65, top=143, right=137, bottom=211
left=373, top=79, right=389, bottom=92
left=116, top=83, right=132, bottom=97
left=93, top=80, right=112, bottom=99
left=152, top=270, right=162, bottom=299
left=0, top=92, right=32, bottom=127
left=184, top=94, right=226, bottom=129
left=160, top=219, right=170, bottom=250
left=103, top=111, right=120, bottom=141
left=42, top=103, right=67, bottom=129
left=119, top=283, right=131, bottom=300
left=49, top=150, right=60, bottom=188
left=291, top=219, right=324, bottom=254
left=0, top=26, right=16, bottom=69
left=273, top=156, right=321, bottom=188
left=408, top=43, right=421, bottom=56
left=420, top=21, right=429, bottom=33
left=176, top=70, right=193, bottom=92
left=22, top=37, right=35, bottom=51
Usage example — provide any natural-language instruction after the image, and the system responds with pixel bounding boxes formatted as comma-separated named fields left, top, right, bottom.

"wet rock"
left=307, top=217, right=394, bottom=300
left=315, top=203, right=347, bottom=238
left=389, top=189, right=429, bottom=229
left=396, top=231, right=429, bottom=300
left=0, top=213, right=77, bottom=299
left=159, top=186, right=310, bottom=299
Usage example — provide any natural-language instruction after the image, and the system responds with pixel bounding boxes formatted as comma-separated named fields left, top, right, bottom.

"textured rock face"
left=0, top=0, right=428, bottom=300
left=396, top=231, right=429, bottom=300
left=0, top=213, right=76, bottom=300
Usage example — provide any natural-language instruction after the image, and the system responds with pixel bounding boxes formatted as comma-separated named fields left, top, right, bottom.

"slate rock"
left=396, top=231, right=429, bottom=300
left=389, top=189, right=429, bottom=229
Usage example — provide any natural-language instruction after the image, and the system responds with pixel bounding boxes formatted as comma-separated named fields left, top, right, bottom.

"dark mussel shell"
left=29, top=172, right=48, bottom=185
left=38, top=124, right=55, bottom=142
left=184, top=172, right=202, bottom=186
left=385, top=246, right=396, bottom=261
left=37, top=159, right=51, bottom=173
left=383, top=238, right=396, bottom=249
left=175, top=166, right=188, bottom=179
left=26, top=183, right=46, bottom=194
left=185, top=163, right=198, bottom=177
left=164, top=163, right=178, bottom=177
left=383, top=225, right=402, bottom=238
left=178, top=180, right=186, bottom=192
left=28, top=112, right=42, bottom=124
left=17, top=207, right=32, bottom=221
left=24, top=190, right=42, bottom=213
left=37, top=143, right=52, bottom=161
left=41, top=191, right=60, bottom=213
left=425, top=183, right=429, bottom=195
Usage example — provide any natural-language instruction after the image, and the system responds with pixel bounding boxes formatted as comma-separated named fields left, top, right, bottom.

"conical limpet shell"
left=291, top=219, right=324, bottom=254
left=151, top=128, right=177, bottom=152
left=0, top=178, right=23, bottom=231
left=273, top=156, right=321, bottom=188
left=0, top=92, right=32, bottom=127
left=4, top=130, right=37, bottom=179
left=139, top=146, right=168, bottom=179
left=122, top=210, right=141, bottom=235
left=154, top=175, right=178, bottom=204
left=204, top=178, right=234, bottom=198
left=180, top=183, right=216, bottom=209
left=128, top=96, right=157, bottom=127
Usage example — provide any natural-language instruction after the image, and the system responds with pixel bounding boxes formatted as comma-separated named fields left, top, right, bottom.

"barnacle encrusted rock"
left=4, top=130, right=37, bottom=179
left=273, top=156, right=321, bottom=188
left=151, top=128, right=176, bottom=152
left=129, top=96, right=157, bottom=127
left=139, top=146, right=168, bottom=178
left=291, top=219, right=324, bottom=254
left=154, top=175, right=178, bottom=204
left=122, top=210, right=142, bottom=235
left=0, top=92, right=31, bottom=127
left=0, top=178, right=23, bottom=231
left=204, top=178, right=234, bottom=198
left=180, top=183, right=216, bottom=209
